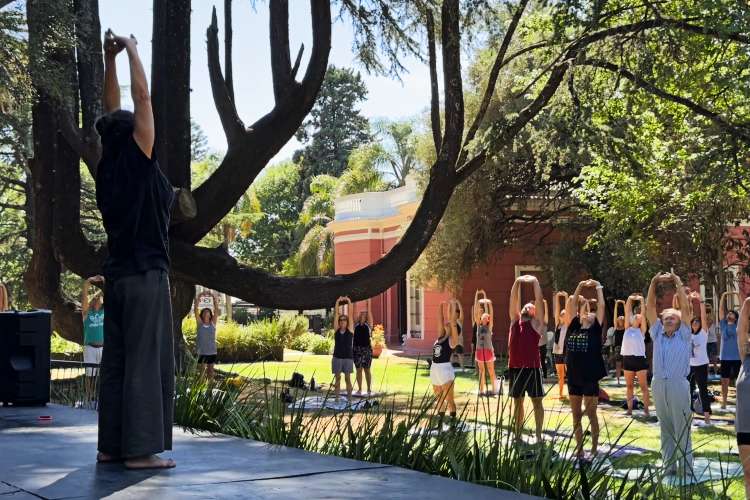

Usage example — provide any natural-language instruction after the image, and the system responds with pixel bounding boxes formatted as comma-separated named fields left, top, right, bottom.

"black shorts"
left=720, top=360, right=741, bottom=380
left=508, top=367, right=544, bottom=398
left=738, top=432, right=750, bottom=446
left=568, top=381, right=599, bottom=397
left=622, top=355, right=648, bottom=372
left=553, top=354, right=566, bottom=365
left=198, top=354, right=217, bottom=364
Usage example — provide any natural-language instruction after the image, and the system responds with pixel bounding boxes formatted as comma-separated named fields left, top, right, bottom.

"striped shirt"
left=651, top=319, right=692, bottom=380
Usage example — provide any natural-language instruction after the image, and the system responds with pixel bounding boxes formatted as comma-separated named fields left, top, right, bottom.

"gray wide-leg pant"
left=652, top=378, right=693, bottom=475
left=98, top=269, right=174, bottom=458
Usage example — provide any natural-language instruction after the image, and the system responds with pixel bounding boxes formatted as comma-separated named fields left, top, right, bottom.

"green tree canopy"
left=294, top=65, right=372, bottom=191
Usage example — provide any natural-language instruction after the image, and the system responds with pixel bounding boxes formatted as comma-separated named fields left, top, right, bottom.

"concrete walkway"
left=0, top=404, right=537, bottom=499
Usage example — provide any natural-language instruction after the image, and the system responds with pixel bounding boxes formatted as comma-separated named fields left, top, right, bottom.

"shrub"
left=278, top=314, right=308, bottom=343
left=182, top=314, right=311, bottom=362
left=51, top=332, right=82, bottom=359
left=311, top=335, right=333, bottom=355
left=290, top=331, right=319, bottom=352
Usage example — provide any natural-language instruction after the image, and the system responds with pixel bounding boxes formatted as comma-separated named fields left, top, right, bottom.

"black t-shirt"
left=433, top=335, right=452, bottom=364
left=565, top=317, right=607, bottom=385
left=96, top=136, right=174, bottom=280
left=333, top=329, right=353, bottom=359
left=353, top=323, right=371, bottom=348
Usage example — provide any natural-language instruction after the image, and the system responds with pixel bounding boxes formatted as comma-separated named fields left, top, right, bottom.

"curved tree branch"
left=207, top=6, right=245, bottom=146
left=270, top=0, right=293, bottom=103
left=224, top=0, right=234, bottom=101
left=175, top=0, right=331, bottom=243
left=438, top=0, right=463, bottom=167
left=462, top=0, right=530, bottom=155
left=426, top=9, right=441, bottom=154
left=580, top=58, right=750, bottom=144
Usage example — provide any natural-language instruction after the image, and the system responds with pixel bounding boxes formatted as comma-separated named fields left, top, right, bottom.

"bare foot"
left=96, top=452, right=121, bottom=463
left=124, top=454, right=176, bottom=470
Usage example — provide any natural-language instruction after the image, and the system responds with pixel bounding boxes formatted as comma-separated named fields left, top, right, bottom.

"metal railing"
left=50, top=360, right=101, bottom=410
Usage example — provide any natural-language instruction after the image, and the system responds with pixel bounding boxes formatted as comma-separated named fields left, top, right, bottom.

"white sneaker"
left=354, top=390, right=362, bottom=397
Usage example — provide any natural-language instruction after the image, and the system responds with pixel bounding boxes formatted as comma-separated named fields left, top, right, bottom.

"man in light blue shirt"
left=646, top=272, right=693, bottom=477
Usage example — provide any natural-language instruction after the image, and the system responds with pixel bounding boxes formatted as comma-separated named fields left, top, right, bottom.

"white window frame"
left=514, top=265, right=543, bottom=279
left=406, top=272, right=424, bottom=339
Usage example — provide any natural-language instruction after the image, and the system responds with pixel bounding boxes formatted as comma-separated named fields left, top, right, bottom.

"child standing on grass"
left=194, top=290, right=219, bottom=379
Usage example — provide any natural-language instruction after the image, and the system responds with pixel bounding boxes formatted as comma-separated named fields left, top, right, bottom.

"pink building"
left=327, top=177, right=560, bottom=356
left=328, top=179, right=750, bottom=356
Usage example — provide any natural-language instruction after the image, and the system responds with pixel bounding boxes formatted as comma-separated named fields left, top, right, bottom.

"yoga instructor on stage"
left=94, top=29, right=176, bottom=470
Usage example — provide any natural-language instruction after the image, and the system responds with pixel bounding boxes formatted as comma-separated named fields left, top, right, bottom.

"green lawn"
left=219, top=350, right=744, bottom=496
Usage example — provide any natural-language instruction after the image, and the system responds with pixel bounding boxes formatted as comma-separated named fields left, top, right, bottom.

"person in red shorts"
left=473, top=290, right=496, bottom=396
left=508, top=275, right=546, bottom=443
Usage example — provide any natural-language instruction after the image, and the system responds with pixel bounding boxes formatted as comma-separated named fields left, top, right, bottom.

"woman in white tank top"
left=621, top=294, right=650, bottom=416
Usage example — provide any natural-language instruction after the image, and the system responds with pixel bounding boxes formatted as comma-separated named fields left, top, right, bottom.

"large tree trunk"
left=170, top=278, right=194, bottom=371
left=152, top=0, right=193, bottom=360
left=25, top=0, right=84, bottom=342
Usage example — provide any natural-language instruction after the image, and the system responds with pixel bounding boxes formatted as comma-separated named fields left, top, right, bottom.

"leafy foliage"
left=182, top=314, right=309, bottom=362
left=233, top=161, right=303, bottom=272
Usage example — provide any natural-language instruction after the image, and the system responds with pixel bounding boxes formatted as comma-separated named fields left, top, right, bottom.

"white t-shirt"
left=552, top=324, right=567, bottom=355
left=620, top=327, right=646, bottom=357
left=690, top=329, right=710, bottom=366
left=539, top=330, right=551, bottom=347
left=706, top=323, right=718, bottom=343
left=606, top=327, right=615, bottom=346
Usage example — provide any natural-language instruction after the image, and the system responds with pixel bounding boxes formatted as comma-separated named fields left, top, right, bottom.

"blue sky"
left=100, top=1, right=432, bottom=163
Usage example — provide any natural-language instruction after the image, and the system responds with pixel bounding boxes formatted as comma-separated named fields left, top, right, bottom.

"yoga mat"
left=289, top=396, right=379, bottom=411
left=611, top=457, right=743, bottom=485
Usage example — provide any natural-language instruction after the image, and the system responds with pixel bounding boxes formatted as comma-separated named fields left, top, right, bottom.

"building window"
left=407, top=276, right=423, bottom=339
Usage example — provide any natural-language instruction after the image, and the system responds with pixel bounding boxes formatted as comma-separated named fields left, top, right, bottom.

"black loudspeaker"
left=0, top=310, right=52, bottom=406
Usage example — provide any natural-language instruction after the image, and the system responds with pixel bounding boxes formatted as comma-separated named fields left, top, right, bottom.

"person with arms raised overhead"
left=564, top=279, right=607, bottom=461
left=194, top=290, right=219, bottom=379
left=507, top=275, right=546, bottom=444
left=645, top=272, right=693, bottom=477
left=95, top=30, right=175, bottom=470
left=734, top=296, right=750, bottom=499
left=621, top=294, right=650, bottom=417
left=81, top=276, right=105, bottom=395
left=719, top=291, right=742, bottom=409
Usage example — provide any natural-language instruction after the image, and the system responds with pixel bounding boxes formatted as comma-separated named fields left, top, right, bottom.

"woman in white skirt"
left=431, top=300, right=460, bottom=422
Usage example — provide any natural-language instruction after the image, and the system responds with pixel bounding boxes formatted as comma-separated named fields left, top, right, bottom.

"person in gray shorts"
left=735, top=297, right=750, bottom=499
left=194, top=290, right=219, bottom=379
left=332, top=297, right=355, bottom=401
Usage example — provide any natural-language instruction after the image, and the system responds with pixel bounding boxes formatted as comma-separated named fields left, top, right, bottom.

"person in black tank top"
left=353, top=300, right=374, bottom=395
left=449, top=299, right=465, bottom=370
left=430, top=300, right=460, bottom=421
left=332, top=297, right=355, bottom=401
